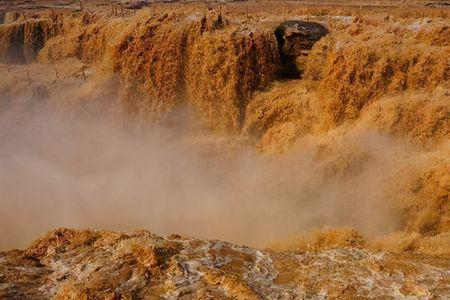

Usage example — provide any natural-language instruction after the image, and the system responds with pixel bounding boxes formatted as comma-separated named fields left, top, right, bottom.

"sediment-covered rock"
left=275, top=20, right=328, bottom=77
left=276, top=20, right=329, bottom=57
left=1, top=228, right=449, bottom=299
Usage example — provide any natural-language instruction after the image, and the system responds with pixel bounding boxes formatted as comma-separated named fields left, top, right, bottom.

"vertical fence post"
left=20, top=10, right=28, bottom=22
left=246, top=1, right=250, bottom=21
left=26, top=68, right=31, bottom=83
left=81, top=66, right=86, bottom=81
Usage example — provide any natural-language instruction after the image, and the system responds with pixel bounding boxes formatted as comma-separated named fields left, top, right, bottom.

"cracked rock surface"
left=1, top=228, right=449, bottom=299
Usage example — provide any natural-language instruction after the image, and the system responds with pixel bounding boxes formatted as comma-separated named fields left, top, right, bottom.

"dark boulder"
left=275, top=20, right=328, bottom=78
left=277, top=20, right=328, bottom=56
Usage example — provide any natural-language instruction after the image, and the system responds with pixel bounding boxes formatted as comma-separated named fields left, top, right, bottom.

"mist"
left=0, top=99, right=408, bottom=250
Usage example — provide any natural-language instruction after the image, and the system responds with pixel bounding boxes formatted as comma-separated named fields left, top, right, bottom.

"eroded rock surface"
left=277, top=20, right=328, bottom=57
left=1, top=228, right=449, bottom=299
left=275, top=20, right=328, bottom=78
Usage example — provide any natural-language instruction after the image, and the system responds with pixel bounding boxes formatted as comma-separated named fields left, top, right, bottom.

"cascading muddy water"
left=0, top=7, right=448, bottom=256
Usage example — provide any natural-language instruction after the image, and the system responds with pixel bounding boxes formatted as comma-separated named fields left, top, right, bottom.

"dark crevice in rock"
left=275, top=20, right=328, bottom=79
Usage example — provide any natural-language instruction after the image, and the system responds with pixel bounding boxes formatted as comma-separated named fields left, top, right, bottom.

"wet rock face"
left=1, top=228, right=449, bottom=299
left=278, top=20, right=329, bottom=56
left=275, top=20, right=328, bottom=78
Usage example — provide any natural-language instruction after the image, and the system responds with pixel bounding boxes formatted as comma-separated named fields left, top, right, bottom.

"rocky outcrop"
left=1, top=228, right=449, bottom=299
left=275, top=20, right=328, bottom=78
left=277, top=20, right=328, bottom=56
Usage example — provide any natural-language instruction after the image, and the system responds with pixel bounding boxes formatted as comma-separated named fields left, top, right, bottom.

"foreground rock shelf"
left=1, top=228, right=449, bottom=299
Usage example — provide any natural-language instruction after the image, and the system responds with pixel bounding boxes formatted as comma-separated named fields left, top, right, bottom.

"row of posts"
left=3, top=64, right=87, bottom=82
left=79, top=1, right=127, bottom=18
left=21, top=1, right=420, bottom=24
left=74, top=1, right=291, bottom=22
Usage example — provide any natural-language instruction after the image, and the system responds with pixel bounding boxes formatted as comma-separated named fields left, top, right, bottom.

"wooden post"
left=26, top=68, right=31, bottom=83
left=120, top=3, right=124, bottom=18
left=246, top=1, right=249, bottom=21
left=19, top=10, right=28, bottom=22
left=79, top=0, right=84, bottom=12
left=6, top=63, right=10, bottom=73
left=81, top=66, right=86, bottom=81
left=55, top=66, right=59, bottom=80
left=283, top=0, right=286, bottom=21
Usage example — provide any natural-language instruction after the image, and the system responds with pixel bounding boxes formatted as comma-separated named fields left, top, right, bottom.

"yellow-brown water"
left=0, top=2, right=449, bottom=298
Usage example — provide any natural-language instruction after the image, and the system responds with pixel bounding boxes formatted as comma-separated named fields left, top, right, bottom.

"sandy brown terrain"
left=1, top=228, right=450, bottom=299
left=0, top=0, right=449, bottom=299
